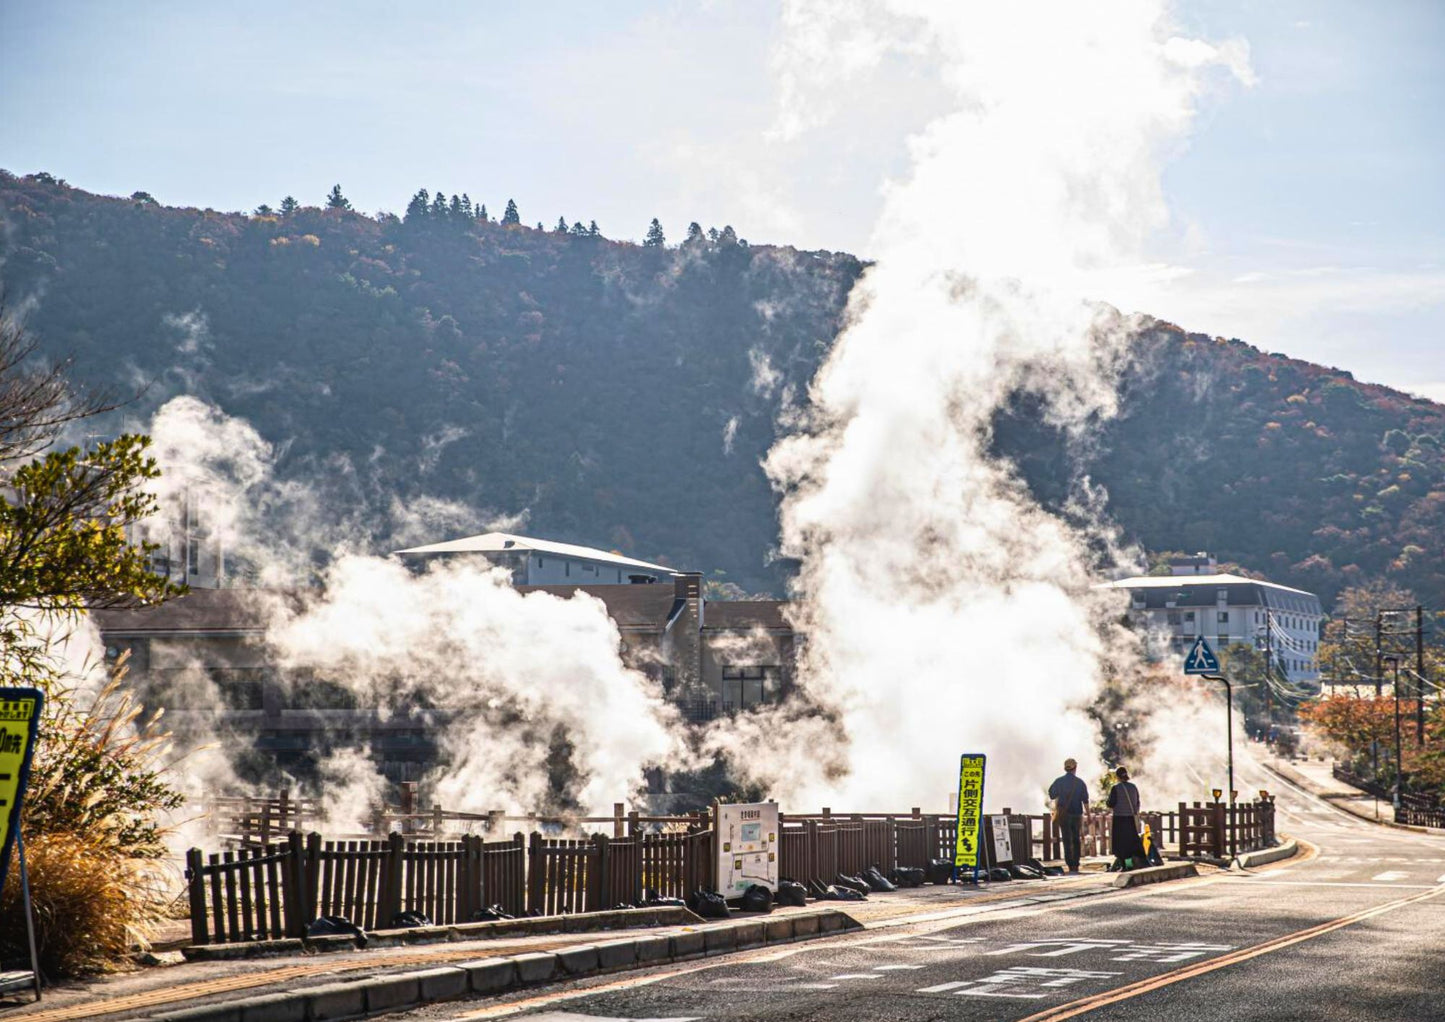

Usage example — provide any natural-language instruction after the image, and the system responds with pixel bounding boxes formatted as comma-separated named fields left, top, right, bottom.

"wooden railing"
left=186, top=828, right=710, bottom=946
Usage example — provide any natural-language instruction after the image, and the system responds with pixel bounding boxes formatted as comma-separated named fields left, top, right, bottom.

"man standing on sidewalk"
left=1049, top=758, right=1089, bottom=874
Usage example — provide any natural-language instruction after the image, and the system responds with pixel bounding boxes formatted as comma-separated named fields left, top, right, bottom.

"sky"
left=2, top=0, right=1442, bottom=398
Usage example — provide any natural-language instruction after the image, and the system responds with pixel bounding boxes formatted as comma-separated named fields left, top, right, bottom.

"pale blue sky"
left=2, top=1, right=1442, bottom=397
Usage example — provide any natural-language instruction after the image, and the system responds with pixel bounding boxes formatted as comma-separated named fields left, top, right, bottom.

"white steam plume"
left=127, top=395, right=690, bottom=821
left=722, top=2, right=1252, bottom=811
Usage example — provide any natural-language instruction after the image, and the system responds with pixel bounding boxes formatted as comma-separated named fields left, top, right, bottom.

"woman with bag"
left=1106, top=766, right=1147, bottom=870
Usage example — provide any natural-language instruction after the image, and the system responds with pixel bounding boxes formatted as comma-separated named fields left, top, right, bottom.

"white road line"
left=1371, top=871, right=1409, bottom=882
left=1241, top=880, right=1438, bottom=890
left=875, top=964, right=925, bottom=971
left=829, top=974, right=882, bottom=980
left=918, top=981, right=969, bottom=993
left=1436, top=874, right=1445, bottom=884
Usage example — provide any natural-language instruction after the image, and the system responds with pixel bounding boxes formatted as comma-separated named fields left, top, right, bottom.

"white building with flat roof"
left=394, top=532, right=677, bottom=586
left=1096, top=555, right=1325, bottom=686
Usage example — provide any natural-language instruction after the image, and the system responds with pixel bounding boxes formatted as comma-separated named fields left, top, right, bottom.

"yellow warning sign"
left=954, top=753, right=987, bottom=869
left=0, top=688, right=43, bottom=899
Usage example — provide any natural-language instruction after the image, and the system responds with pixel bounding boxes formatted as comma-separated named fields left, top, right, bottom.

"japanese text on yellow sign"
left=0, top=692, right=41, bottom=888
left=954, top=753, right=986, bottom=868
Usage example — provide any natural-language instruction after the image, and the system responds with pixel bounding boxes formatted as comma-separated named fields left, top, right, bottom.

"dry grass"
left=0, top=831, right=170, bottom=976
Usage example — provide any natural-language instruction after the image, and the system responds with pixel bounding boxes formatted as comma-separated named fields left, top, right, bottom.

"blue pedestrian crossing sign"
left=1183, top=636, right=1221, bottom=675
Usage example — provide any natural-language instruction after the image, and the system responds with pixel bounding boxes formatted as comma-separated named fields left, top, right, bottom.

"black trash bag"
left=926, top=859, right=956, bottom=885
left=889, top=867, right=925, bottom=888
left=740, top=884, right=774, bottom=914
left=307, top=915, right=368, bottom=947
left=390, top=910, right=432, bottom=928
left=987, top=867, right=1012, bottom=882
left=687, top=889, right=731, bottom=919
left=642, top=895, right=688, bottom=908
left=861, top=866, right=896, bottom=892
left=1008, top=863, right=1043, bottom=880
left=819, top=883, right=866, bottom=901
left=614, top=903, right=638, bottom=910
left=470, top=904, right=516, bottom=922
left=834, top=873, right=871, bottom=895
left=776, top=879, right=809, bottom=907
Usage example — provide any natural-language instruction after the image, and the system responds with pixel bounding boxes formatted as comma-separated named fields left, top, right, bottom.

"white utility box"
left=715, top=801, right=780, bottom=897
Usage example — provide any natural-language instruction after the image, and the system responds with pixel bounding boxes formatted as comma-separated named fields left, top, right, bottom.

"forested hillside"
left=2, top=171, right=1442, bottom=608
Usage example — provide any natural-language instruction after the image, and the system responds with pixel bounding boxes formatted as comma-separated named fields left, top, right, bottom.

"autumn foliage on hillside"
left=3, top=170, right=1444, bottom=607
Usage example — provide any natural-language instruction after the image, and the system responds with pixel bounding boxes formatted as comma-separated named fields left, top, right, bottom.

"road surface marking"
left=828, top=973, right=880, bottom=980
left=874, top=964, right=924, bottom=970
left=1371, top=871, right=1409, bottom=881
left=918, top=981, right=969, bottom=993
left=918, top=967, right=1122, bottom=1000
left=1437, top=873, right=1445, bottom=884
left=1014, top=882, right=1445, bottom=1022
left=1240, top=880, right=1438, bottom=890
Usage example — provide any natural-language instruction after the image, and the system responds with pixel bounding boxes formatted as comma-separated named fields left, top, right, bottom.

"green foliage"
left=502, top=198, right=520, bottom=225
left=644, top=217, right=665, bottom=247
left=325, top=184, right=351, bottom=211
left=0, top=435, right=184, bottom=610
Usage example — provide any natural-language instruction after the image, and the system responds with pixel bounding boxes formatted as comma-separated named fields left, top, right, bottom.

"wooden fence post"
left=593, top=833, right=610, bottom=912
left=186, top=848, right=209, bottom=945
left=613, top=803, right=625, bottom=839
left=282, top=831, right=311, bottom=937
left=527, top=831, right=545, bottom=915
left=382, top=831, right=405, bottom=924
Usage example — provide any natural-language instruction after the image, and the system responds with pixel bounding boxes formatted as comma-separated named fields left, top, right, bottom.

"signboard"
left=1183, top=636, right=1221, bottom=675
left=954, top=753, right=987, bottom=870
left=989, top=814, right=1013, bottom=865
left=0, top=687, right=43, bottom=900
left=716, top=801, right=779, bottom=897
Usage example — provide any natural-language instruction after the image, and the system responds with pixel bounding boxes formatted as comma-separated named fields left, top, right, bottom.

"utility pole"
left=1416, top=605, right=1426, bottom=744
left=1384, top=655, right=1402, bottom=814
left=1373, top=614, right=1383, bottom=781
left=1263, top=606, right=1273, bottom=742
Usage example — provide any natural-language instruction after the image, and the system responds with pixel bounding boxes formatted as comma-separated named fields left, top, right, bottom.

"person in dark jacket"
left=1048, top=758, right=1088, bottom=874
left=1107, top=766, right=1147, bottom=869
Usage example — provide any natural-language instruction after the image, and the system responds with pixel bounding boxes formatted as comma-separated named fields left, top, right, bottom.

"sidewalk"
left=0, top=861, right=1148, bottom=1022
left=1265, top=756, right=1445, bottom=835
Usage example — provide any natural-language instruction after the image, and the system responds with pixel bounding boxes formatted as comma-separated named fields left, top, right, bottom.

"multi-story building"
left=1097, top=554, right=1325, bottom=686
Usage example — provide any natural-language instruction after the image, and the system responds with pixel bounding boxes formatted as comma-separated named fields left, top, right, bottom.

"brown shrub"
left=0, top=831, right=168, bottom=977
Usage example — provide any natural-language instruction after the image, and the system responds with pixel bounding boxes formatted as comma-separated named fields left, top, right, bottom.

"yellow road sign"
left=954, top=753, right=987, bottom=869
left=0, top=687, right=43, bottom=899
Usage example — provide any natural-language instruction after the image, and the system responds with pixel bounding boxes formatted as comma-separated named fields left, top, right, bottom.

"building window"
left=565, top=562, right=570, bottom=577
left=1167, top=611, right=1181, bottom=625
left=1183, top=611, right=1195, bottom=623
left=1217, top=611, right=1229, bottom=623
left=537, top=557, right=543, bottom=567
left=1217, top=636, right=1228, bottom=650
left=187, top=537, right=200, bottom=575
left=721, top=665, right=777, bottom=712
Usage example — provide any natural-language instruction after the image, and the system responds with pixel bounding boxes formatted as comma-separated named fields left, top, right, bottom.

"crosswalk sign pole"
left=18, top=828, right=41, bottom=1000
left=1182, top=638, right=1236, bottom=863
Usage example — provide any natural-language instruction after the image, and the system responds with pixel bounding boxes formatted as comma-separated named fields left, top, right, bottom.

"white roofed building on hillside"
left=1096, top=553, right=1325, bottom=687
left=394, top=531, right=677, bottom=585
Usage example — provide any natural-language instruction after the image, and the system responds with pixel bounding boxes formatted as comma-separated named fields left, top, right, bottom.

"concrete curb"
left=147, top=908, right=862, bottom=1022
left=1233, top=837, right=1298, bottom=870
left=1263, top=761, right=1445, bottom=836
left=182, top=906, right=704, bottom=962
left=1110, top=862, right=1199, bottom=889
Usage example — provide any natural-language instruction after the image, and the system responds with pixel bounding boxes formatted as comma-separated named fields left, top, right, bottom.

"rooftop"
left=394, top=531, right=676, bottom=576
left=1095, top=572, right=1317, bottom=597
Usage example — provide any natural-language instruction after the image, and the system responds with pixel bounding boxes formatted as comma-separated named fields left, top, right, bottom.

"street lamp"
left=1383, top=654, right=1402, bottom=813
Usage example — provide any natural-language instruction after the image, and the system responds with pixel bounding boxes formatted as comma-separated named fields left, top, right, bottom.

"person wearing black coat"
left=1107, top=766, right=1147, bottom=869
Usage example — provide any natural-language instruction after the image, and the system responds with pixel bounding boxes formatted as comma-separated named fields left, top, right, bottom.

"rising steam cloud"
left=712, top=1, right=1253, bottom=811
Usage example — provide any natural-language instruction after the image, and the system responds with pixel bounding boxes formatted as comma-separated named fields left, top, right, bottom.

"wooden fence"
left=188, top=798, right=1279, bottom=944
left=186, top=828, right=709, bottom=945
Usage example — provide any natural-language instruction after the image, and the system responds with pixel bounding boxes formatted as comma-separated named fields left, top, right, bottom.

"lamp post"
left=1383, top=654, right=1402, bottom=813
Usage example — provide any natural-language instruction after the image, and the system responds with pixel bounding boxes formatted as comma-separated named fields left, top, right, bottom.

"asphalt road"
left=397, top=756, right=1445, bottom=1021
